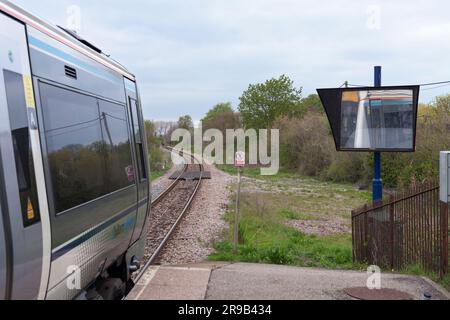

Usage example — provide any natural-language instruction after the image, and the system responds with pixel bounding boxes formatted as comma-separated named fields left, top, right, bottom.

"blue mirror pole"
left=373, top=66, right=383, bottom=203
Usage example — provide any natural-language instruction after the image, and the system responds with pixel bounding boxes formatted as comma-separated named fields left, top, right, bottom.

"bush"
left=326, top=152, right=370, bottom=184
left=277, top=113, right=334, bottom=176
left=276, top=94, right=450, bottom=189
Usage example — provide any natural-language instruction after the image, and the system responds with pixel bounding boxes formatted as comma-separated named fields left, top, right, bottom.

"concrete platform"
left=127, top=262, right=450, bottom=300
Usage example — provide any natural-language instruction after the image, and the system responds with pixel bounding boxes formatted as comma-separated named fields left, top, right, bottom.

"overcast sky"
left=12, top=0, right=450, bottom=122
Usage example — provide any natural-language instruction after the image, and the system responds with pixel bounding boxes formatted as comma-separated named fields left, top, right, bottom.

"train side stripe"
left=28, top=35, right=123, bottom=86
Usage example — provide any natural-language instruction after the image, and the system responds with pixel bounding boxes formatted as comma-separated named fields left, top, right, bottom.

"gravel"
left=155, top=164, right=233, bottom=264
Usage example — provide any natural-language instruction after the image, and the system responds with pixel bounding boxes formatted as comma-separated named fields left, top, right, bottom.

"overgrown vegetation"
left=234, top=75, right=450, bottom=189
left=402, top=265, right=450, bottom=291
left=209, top=173, right=370, bottom=269
left=145, top=120, right=171, bottom=180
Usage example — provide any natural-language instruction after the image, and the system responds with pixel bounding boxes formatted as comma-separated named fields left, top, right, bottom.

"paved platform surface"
left=127, top=262, right=450, bottom=300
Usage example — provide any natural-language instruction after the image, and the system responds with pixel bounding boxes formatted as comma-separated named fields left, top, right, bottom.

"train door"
left=0, top=11, right=51, bottom=299
left=125, top=80, right=149, bottom=245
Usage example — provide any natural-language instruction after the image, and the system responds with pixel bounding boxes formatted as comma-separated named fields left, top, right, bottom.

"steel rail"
left=150, top=147, right=189, bottom=206
left=131, top=149, right=203, bottom=287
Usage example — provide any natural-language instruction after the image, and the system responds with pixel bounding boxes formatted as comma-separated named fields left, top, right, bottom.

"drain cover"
left=344, top=287, right=413, bottom=300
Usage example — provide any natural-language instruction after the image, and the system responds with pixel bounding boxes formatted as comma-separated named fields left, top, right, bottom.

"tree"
left=202, top=102, right=241, bottom=134
left=202, top=102, right=234, bottom=124
left=177, top=115, right=194, bottom=131
left=301, top=94, right=324, bottom=113
left=238, top=75, right=304, bottom=129
left=432, top=94, right=450, bottom=114
left=154, top=121, right=178, bottom=145
left=144, top=120, right=164, bottom=171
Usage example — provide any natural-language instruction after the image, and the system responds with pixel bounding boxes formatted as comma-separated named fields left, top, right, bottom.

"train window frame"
left=37, top=79, right=135, bottom=216
left=129, top=97, right=147, bottom=182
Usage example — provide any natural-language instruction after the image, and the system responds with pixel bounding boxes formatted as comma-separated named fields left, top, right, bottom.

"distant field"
left=210, top=166, right=370, bottom=270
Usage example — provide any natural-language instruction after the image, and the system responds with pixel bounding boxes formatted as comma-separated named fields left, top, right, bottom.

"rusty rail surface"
left=352, top=181, right=449, bottom=277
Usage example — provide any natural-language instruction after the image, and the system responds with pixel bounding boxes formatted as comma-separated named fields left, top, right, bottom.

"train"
left=340, top=89, right=414, bottom=150
left=0, top=0, right=151, bottom=300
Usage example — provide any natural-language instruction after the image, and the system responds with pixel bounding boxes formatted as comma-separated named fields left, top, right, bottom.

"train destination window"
left=40, top=83, right=134, bottom=214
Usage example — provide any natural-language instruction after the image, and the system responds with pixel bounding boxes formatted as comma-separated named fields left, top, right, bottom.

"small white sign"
left=235, top=151, right=245, bottom=167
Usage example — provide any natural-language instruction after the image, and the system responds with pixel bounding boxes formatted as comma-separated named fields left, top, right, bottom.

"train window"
left=99, top=100, right=134, bottom=190
left=4, top=70, right=41, bottom=227
left=129, top=98, right=147, bottom=180
left=40, top=83, right=134, bottom=214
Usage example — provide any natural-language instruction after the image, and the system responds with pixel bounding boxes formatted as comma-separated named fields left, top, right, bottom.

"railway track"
left=132, top=148, right=204, bottom=286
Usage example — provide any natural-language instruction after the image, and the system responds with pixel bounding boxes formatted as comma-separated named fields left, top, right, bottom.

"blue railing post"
left=373, top=66, right=383, bottom=204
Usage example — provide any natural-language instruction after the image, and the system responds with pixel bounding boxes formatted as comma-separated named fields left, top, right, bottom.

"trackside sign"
left=235, top=151, right=245, bottom=167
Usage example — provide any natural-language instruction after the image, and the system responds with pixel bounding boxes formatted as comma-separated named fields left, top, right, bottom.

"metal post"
left=373, top=66, right=383, bottom=204
left=233, top=168, right=241, bottom=254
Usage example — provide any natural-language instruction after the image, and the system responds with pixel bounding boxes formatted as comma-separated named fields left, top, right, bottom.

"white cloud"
left=11, top=0, right=450, bottom=121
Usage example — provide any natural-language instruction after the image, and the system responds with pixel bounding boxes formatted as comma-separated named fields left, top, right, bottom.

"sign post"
left=373, top=66, right=383, bottom=204
left=234, top=151, right=245, bottom=254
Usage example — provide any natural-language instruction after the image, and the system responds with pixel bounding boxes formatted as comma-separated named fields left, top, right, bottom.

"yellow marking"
left=342, top=91, right=359, bottom=103
left=27, top=197, right=35, bottom=220
left=22, top=75, right=35, bottom=108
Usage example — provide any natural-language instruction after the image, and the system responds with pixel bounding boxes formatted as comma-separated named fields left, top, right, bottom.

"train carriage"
left=0, top=0, right=151, bottom=300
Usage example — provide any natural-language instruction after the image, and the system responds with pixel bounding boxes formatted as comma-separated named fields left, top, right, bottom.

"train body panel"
left=0, top=0, right=151, bottom=300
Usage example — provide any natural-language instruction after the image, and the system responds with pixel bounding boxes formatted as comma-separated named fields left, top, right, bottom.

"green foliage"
left=326, top=152, right=370, bottom=184
left=274, top=93, right=450, bottom=188
left=301, top=94, right=324, bottom=113
left=279, top=209, right=316, bottom=221
left=177, top=115, right=194, bottom=131
left=238, top=75, right=304, bottom=129
left=202, top=102, right=234, bottom=123
left=277, top=113, right=334, bottom=177
left=210, top=211, right=354, bottom=268
left=145, top=120, right=168, bottom=173
left=209, top=177, right=370, bottom=269
left=201, top=102, right=241, bottom=137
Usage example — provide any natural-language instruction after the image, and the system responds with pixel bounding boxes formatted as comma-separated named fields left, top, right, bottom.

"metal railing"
left=352, top=181, right=449, bottom=277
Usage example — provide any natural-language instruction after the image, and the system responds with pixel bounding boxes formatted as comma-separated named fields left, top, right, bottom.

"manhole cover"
left=344, top=287, right=413, bottom=300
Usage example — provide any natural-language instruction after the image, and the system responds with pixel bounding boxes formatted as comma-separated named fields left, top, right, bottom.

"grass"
left=151, top=170, right=167, bottom=181
left=216, top=164, right=296, bottom=181
left=210, top=210, right=357, bottom=269
left=209, top=169, right=372, bottom=269
left=211, top=165, right=450, bottom=293
left=279, top=209, right=318, bottom=221
left=401, top=264, right=450, bottom=292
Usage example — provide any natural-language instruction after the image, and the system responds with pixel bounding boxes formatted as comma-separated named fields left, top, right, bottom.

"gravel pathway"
left=155, top=164, right=232, bottom=264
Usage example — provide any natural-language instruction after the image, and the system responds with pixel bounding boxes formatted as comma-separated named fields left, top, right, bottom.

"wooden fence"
left=352, top=181, right=449, bottom=277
